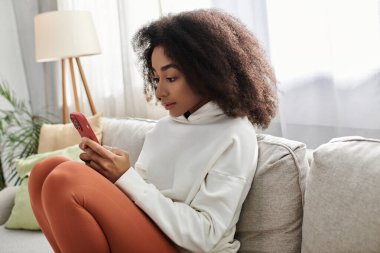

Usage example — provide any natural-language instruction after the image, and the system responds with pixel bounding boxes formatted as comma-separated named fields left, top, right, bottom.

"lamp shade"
left=35, top=11, right=101, bottom=62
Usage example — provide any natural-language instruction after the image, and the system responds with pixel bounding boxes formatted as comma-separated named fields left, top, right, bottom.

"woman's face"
left=151, top=46, right=205, bottom=117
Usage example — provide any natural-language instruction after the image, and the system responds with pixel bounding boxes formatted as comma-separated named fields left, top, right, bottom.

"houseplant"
left=0, top=82, right=51, bottom=189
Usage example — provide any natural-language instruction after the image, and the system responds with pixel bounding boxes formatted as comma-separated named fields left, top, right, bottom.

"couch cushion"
left=302, top=136, right=380, bottom=253
left=0, top=225, right=52, bottom=253
left=101, top=117, right=156, bottom=166
left=236, top=134, right=309, bottom=253
left=0, top=186, right=19, bottom=225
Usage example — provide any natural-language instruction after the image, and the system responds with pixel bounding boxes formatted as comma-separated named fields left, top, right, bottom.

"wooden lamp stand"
left=61, top=57, right=97, bottom=123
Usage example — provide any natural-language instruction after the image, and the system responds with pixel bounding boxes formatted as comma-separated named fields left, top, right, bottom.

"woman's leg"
left=29, top=156, right=70, bottom=253
left=32, top=159, right=178, bottom=253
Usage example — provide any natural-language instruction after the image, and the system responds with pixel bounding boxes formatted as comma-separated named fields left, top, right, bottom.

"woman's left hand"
left=79, top=137, right=131, bottom=183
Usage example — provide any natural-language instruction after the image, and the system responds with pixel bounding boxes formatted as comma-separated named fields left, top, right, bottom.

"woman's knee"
left=42, top=160, right=89, bottom=194
left=30, top=156, right=69, bottom=180
left=29, top=156, right=70, bottom=194
left=41, top=161, right=92, bottom=208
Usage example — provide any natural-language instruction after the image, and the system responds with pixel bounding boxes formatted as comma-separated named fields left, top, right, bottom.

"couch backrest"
left=101, top=118, right=310, bottom=252
left=236, top=134, right=309, bottom=253
left=101, top=117, right=156, bottom=166
left=302, top=136, right=380, bottom=253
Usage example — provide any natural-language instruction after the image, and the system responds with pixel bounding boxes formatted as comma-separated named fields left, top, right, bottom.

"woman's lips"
left=164, top=102, right=176, bottom=110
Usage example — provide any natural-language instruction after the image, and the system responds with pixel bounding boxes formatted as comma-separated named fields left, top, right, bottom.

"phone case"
left=69, top=112, right=99, bottom=143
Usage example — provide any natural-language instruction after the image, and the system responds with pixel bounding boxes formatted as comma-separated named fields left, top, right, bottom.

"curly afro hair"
left=133, top=9, right=277, bottom=129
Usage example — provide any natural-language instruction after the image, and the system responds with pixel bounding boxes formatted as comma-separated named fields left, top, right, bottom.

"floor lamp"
left=34, top=11, right=101, bottom=123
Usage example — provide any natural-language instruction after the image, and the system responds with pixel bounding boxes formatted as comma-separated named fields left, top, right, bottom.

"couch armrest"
left=0, top=186, right=19, bottom=225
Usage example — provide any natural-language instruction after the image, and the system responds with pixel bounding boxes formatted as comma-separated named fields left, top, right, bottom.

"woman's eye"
left=166, top=77, right=177, bottom=82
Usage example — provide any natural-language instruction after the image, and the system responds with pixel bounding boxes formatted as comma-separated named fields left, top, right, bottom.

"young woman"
left=29, top=9, right=277, bottom=253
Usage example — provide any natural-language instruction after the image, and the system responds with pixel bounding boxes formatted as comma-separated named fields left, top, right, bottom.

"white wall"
left=0, top=0, right=29, bottom=110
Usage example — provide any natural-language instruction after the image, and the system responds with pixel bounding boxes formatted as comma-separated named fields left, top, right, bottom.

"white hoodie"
left=115, top=102, right=258, bottom=252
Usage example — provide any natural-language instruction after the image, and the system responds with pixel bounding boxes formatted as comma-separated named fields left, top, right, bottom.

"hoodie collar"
left=170, top=102, right=225, bottom=124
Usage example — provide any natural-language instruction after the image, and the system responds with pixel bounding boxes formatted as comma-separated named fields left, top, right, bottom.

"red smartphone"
left=69, top=112, right=99, bottom=143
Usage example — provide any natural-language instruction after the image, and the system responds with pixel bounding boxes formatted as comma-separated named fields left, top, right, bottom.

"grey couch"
left=1, top=117, right=379, bottom=253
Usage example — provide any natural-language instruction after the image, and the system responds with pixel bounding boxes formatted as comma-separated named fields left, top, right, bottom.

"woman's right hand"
left=79, top=137, right=131, bottom=183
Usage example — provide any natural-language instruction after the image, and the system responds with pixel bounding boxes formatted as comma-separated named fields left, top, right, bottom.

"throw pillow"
left=302, top=136, right=380, bottom=253
left=37, top=113, right=102, bottom=154
left=5, top=145, right=83, bottom=230
left=4, top=178, right=39, bottom=230
left=16, top=145, right=83, bottom=178
left=235, top=134, right=309, bottom=253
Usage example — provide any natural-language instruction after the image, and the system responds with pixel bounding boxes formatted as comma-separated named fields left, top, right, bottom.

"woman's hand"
left=79, top=137, right=131, bottom=183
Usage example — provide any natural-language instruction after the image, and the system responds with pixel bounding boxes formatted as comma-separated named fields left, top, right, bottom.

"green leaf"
left=0, top=81, right=52, bottom=186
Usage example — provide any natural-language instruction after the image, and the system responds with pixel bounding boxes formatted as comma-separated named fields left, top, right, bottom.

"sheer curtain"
left=265, top=0, right=380, bottom=148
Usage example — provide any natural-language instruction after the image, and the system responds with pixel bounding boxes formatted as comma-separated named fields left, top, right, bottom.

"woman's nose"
left=155, top=81, right=168, bottom=99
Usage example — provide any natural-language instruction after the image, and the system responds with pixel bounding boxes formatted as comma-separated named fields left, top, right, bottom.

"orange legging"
left=28, top=156, right=179, bottom=253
